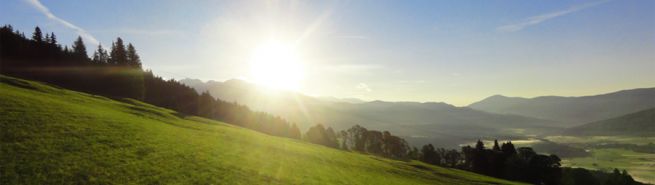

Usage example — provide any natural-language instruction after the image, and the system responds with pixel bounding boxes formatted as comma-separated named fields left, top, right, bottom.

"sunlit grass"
left=0, top=75, right=522, bottom=185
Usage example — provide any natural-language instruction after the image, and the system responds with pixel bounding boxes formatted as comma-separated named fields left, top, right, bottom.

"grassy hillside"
left=0, top=75, right=521, bottom=185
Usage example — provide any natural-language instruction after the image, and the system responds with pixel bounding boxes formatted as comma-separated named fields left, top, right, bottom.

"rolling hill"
left=0, top=75, right=522, bottom=185
left=468, top=88, right=655, bottom=126
left=564, top=107, right=655, bottom=136
left=180, top=78, right=560, bottom=147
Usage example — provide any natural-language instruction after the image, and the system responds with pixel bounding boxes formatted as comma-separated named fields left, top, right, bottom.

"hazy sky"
left=2, top=0, right=654, bottom=106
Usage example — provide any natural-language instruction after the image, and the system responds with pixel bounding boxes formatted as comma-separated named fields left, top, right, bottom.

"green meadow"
left=544, top=135, right=655, bottom=184
left=562, top=148, right=655, bottom=184
left=0, top=75, right=522, bottom=185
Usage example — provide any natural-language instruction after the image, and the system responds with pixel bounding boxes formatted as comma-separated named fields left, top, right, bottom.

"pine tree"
left=109, top=37, right=127, bottom=65
left=492, top=139, right=501, bottom=151
left=92, top=44, right=109, bottom=64
left=126, top=43, right=142, bottom=68
left=49, top=32, right=57, bottom=45
left=32, top=26, right=43, bottom=43
left=72, top=36, right=87, bottom=59
left=501, top=141, right=517, bottom=155
left=45, top=33, right=51, bottom=44
left=475, top=140, right=485, bottom=150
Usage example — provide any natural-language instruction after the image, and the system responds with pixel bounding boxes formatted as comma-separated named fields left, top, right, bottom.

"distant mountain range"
left=180, top=78, right=559, bottom=147
left=468, top=88, right=655, bottom=126
left=564, top=107, right=655, bottom=136
left=180, top=78, right=655, bottom=146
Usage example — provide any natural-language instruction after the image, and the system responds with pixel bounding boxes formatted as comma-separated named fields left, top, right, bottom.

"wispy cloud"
left=496, top=0, right=610, bottom=33
left=25, top=0, right=99, bottom=45
left=93, top=28, right=183, bottom=37
left=356, top=83, right=372, bottom=92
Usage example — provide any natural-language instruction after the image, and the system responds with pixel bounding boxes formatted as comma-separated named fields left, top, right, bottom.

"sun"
left=249, top=41, right=304, bottom=91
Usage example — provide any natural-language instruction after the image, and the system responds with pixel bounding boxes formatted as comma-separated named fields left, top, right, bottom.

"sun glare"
left=249, top=41, right=304, bottom=91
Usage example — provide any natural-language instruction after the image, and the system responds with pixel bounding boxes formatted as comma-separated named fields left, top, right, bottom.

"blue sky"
left=2, top=0, right=654, bottom=105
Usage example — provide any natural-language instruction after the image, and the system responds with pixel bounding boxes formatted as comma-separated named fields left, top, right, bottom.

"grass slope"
left=564, top=108, right=655, bottom=136
left=0, top=75, right=521, bottom=185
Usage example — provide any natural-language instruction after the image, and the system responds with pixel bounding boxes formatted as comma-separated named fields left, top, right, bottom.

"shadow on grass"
left=1, top=77, right=40, bottom=91
left=391, top=162, right=505, bottom=185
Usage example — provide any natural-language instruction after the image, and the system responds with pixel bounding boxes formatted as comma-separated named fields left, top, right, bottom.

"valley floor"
left=546, top=136, right=655, bottom=184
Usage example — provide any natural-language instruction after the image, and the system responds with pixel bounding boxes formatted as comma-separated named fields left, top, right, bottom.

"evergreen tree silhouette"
left=492, top=139, right=501, bottom=151
left=49, top=32, right=57, bottom=45
left=92, top=44, right=110, bottom=64
left=501, top=141, right=517, bottom=155
left=45, top=33, right=51, bottom=43
left=110, top=37, right=127, bottom=65
left=32, top=26, right=43, bottom=43
left=72, top=36, right=88, bottom=60
left=126, top=43, right=142, bottom=68
left=475, top=140, right=485, bottom=150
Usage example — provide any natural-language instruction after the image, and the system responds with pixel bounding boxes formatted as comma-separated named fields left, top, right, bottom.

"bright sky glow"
left=249, top=41, right=304, bottom=91
left=2, top=0, right=654, bottom=106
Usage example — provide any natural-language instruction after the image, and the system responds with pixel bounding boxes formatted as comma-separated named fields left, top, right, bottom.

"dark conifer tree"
left=32, top=26, right=43, bottom=43
left=472, top=140, right=489, bottom=174
left=110, top=37, right=127, bottom=65
left=45, top=33, right=51, bottom=44
left=72, top=36, right=88, bottom=60
left=492, top=139, right=501, bottom=151
left=501, top=141, right=517, bottom=155
left=126, top=43, right=142, bottom=68
left=49, top=32, right=57, bottom=45
left=475, top=140, right=485, bottom=150
left=92, top=44, right=110, bottom=64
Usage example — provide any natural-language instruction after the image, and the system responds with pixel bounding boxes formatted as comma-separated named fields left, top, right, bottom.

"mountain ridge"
left=564, top=107, right=655, bottom=136
left=468, top=87, right=655, bottom=126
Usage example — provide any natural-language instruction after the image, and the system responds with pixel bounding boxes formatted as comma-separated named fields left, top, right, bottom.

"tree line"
left=302, top=123, right=643, bottom=185
left=302, top=124, right=411, bottom=159
left=417, top=140, right=642, bottom=185
left=0, top=25, right=301, bottom=140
